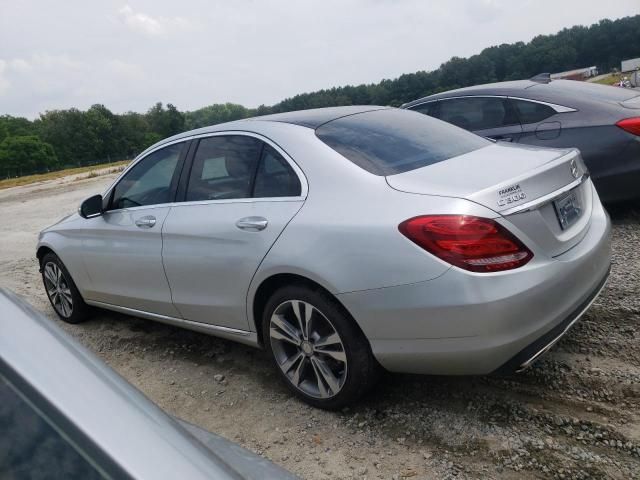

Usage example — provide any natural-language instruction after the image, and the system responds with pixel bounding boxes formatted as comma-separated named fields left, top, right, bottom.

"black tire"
left=262, top=284, right=379, bottom=409
left=41, top=252, right=91, bottom=324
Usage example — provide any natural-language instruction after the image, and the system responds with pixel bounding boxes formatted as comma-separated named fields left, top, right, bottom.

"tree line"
left=2, top=15, right=639, bottom=177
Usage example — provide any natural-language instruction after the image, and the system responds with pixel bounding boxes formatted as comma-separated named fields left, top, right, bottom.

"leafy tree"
left=146, top=102, right=185, bottom=138
left=0, top=136, right=58, bottom=177
left=2, top=14, right=640, bottom=178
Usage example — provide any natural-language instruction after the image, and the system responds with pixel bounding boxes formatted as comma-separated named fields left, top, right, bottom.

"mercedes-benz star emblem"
left=570, top=158, right=579, bottom=179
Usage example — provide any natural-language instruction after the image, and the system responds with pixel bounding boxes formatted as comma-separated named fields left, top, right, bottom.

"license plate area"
left=553, top=188, right=582, bottom=230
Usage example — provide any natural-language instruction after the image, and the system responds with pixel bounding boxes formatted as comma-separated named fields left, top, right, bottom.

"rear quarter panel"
left=246, top=124, right=500, bottom=331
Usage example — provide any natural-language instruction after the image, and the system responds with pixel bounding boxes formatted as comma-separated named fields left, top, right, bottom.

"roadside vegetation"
left=589, top=73, right=624, bottom=85
left=0, top=160, right=128, bottom=190
left=1, top=15, right=639, bottom=179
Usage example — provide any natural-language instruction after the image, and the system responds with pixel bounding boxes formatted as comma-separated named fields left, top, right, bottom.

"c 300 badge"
left=497, top=184, right=526, bottom=207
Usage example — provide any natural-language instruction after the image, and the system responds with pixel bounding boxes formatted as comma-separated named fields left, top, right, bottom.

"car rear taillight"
left=398, top=215, right=533, bottom=273
left=616, top=117, right=640, bottom=136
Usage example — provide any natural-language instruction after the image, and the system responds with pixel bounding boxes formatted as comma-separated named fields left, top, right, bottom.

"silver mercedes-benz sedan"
left=37, top=106, right=611, bottom=409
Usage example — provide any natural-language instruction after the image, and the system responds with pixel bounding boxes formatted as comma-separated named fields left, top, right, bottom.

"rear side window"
left=512, top=99, right=555, bottom=124
left=185, top=136, right=301, bottom=201
left=315, top=109, right=489, bottom=176
left=253, top=144, right=301, bottom=197
left=186, top=136, right=262, bottom=201
left=437, top=97, right=518, bottom=131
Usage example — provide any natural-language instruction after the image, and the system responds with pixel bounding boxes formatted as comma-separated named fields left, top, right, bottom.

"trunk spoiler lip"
left=499, top=172, right=590, bottom=216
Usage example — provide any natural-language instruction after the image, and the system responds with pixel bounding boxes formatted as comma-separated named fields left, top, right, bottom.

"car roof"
left=252, top=105, right=388, bottom=128
left=138, top=106, right=389, bottom=158
left=404, top=80, right=537, bottom=106
left=0, top=289, right=296, bottom=480
left=403, top=79, right=640, bottom=107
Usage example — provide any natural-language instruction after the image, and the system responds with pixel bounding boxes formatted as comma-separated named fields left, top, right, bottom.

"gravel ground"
left=0, top=172, right=638, bottom=480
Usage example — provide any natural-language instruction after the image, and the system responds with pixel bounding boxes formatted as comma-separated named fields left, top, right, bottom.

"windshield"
left=315, top=108, right=489, bottom=176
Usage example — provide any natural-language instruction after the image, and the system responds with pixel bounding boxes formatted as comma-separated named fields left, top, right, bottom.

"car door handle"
left=236, top=216, right=268, bottom=231
left=135, top=216, right=156, bottom=228
left=492, top=135, right=514, bottom=142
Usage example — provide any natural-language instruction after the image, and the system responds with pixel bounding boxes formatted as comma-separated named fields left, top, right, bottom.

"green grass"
left=0, top=160, right=130, bottom=190
left=590, top=73, right=621, bottom=86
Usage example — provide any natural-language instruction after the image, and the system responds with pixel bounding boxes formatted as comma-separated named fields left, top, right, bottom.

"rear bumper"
left=492, top=266, right=609, bottom=374
left=337, top=199, right=611, bottom=375
left=591, top=136, right=640, bottom=203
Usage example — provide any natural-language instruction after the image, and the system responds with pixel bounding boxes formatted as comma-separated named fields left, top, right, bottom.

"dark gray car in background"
left=403, top=77, right=640, bottom=202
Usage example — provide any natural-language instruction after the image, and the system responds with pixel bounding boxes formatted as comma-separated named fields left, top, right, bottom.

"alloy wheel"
left=269, top=300, right=347, bottom=399
left=43, top=262, right=73, bottom=318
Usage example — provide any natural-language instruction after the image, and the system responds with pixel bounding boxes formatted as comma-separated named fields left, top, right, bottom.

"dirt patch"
left=1, top=173, right=639, bottom=479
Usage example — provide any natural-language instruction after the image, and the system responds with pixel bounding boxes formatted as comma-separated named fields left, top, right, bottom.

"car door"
left=162, top=133, right=306, bottom=331
left=80, top=141, right=187, bottom=317
left=436, top=96, right=523, bottom=142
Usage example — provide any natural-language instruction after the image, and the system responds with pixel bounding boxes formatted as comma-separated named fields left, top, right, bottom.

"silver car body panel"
left=0, top=289, right=297, bottom=479
left=83, top=300, right=259, bottom=346
left=38, top=107, right=612, bottom=375
left=78, top=205, right=180, bottom=316
left=337, top=184, right=610, bottom=374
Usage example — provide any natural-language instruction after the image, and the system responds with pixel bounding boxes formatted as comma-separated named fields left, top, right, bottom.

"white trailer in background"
left=621, top=58, right=640, bottom=73
left=550, top=66, right=598, bottom=80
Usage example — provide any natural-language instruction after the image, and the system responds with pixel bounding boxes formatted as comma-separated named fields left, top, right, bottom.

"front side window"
left=512, top=99, right=556, bottom=124
left=111, top=143, right=183, bottom=209
left=316, top=108, right=489, bottom=176
left=438, top=97, right=518, bottom=131
left=0, top=375, right=106, bottom=479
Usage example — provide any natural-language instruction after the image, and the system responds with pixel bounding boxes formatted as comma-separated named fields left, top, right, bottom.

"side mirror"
left=79, top=194, right=103, bottom=219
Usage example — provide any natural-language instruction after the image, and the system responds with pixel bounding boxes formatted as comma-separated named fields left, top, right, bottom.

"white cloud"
left=0, top=0, right=638, bottom=118
left=8, top=59, right=31, bottom=73
left=0, top=60, right=9, bottom=95
left=117, top=4, right=192, bottom=36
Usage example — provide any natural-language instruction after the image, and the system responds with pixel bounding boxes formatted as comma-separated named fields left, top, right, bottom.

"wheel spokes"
left=290, top=356, right=306, bottom=386
left=312, top=356, right=341, bottom=394
left=315, top=347, right=346, bottom=363
left=44, top=264, right=57, bottom=286
left=291, top=300, right=313, bottom=340
left=43, top=262, right=73, bottom=317
left=270, top=314, right=302, bottom=346
left=280, top=350, right=304, bottom=373
left=270, top=299, right=347, bottom=399
left=310, top=357, right=329, bottom=397
left=60, top=287, right=73, bottom=304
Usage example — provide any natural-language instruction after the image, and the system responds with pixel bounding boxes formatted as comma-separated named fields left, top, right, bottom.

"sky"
left=0, top=0, right=638, bottom=119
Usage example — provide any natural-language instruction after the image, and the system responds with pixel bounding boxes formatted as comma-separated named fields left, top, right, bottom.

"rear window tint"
left=315, top=109, right=489, bottom=176
left=538, top=80, right=639, bottom=102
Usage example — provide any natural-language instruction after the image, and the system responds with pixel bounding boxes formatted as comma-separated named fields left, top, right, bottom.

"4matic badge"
left=497, top=184, right=526, bottom=207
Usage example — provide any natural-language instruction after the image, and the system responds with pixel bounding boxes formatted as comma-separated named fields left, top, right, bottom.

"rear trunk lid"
left=620, top=94, right=640, bottom=110
left=386, top=142, right=593, bottom=257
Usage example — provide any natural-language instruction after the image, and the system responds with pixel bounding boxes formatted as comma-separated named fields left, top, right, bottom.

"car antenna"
left=530, top=73, right=551, bottom=83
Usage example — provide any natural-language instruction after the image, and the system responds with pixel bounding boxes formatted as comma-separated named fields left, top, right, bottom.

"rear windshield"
left=315, top=109, right=489, bottom=176
left=538, top=80, right=640, bottom=102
